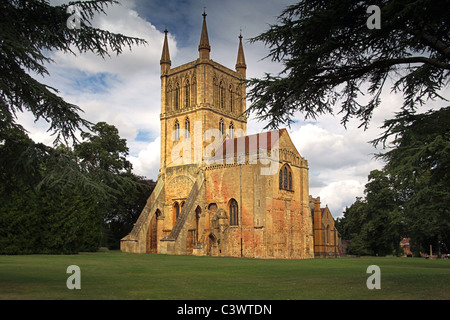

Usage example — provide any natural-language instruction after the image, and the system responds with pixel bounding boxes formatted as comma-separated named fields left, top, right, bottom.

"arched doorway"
left=207, top=233, right=218, bottom=256
left=186, top=206, right=201, bottom=255
left=146, top=209, right=161, bottom=253
left=173, top=202, right=180, bottom=227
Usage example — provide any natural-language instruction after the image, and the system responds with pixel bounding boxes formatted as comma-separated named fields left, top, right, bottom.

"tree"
left=0, top=128, right=102, bottom=254
left=246, top=0, right=450, bottom=129
left=0, top=0, right=146, bottom=144
left=363, top=170, right=403, bottom=255
left=0, top=122, right=152, bottom=254
left=72, top=122, right=154, bottom=249
left=336, top=170, right=403, bottom=256
left=373, top=107, right=450, bottom=255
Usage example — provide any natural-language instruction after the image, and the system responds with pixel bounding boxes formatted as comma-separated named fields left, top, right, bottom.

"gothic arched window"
left=213, top=78, right=218, bottom=107
left=185, top=117, right=190, bottom=138
left=219, top=118, right=224, bottom=135
left=279, top=169, right=283, bottom=189
left=229, top=85, right=234, bottom=112
left=289, top=171, right=292, bottom=190
left=191, top=77, right=197, bottom=106
left=185, top=80, right=190, bottom=108
left=228, top=122, right=234, bottom=139
left=219, top=81, right=225, bottom=109
left=174, top=120, right=180, bottom=141
left=174, top=83, right=180, bottom=110
left=166, top=84, right=172, bottom=111
left=173, top=202, right=180, bottom=226
left=229, top=199, right=239, bottom=226
left=279, top=164, right=293, bottom=191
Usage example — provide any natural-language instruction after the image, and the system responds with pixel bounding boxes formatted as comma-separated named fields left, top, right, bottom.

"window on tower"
left=174, top=120, right=180, bottom=141
left=175, top=83, right=180, bottom=110
left=219, top=81, right=225, bottom=109
left=219, top=118, right=224, bottom=135
left=228, top=122, right=234, bottom=139
left=185, top=80, right=190, bottom=108
left=185, top=117, right=190, bottom=138
left=191, top=77, right=197, bottom=106
left=229, top=85, right=233, bottom=113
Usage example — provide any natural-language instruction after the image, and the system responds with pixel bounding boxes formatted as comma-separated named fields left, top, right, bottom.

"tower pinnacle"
left=236, top=32, right=246, bottom=77
left=198, top=11, right=211, bottom=59
left=160, top=28, right=171, bottom=73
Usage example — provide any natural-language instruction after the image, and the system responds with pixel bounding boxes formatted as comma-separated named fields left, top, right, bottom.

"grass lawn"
left=0, top=250, right=449, bottom=300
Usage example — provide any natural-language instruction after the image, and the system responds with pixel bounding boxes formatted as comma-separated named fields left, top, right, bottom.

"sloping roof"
left=214, top=129, right=285, bottom=158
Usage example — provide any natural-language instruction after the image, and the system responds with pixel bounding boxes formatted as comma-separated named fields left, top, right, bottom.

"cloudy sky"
left=20, top=0, right=447, bottom=217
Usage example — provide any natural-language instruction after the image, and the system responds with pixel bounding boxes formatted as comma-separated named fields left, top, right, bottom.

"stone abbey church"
left=121, top=13, right=341, bottom=259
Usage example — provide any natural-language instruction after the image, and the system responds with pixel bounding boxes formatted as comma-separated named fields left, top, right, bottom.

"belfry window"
left=219, top=81, right=225, bottom=109
left=185, top=80, right=190, bottom=108
left=174, top=120, right=180, bottom=141
left=228, top=122, right=234, bottom=139
left=279, top=164, right=293, bottom=191
left=191, top=77, right=197, bottom=106
left=229, top=199, right=239, bottom=226
left=185, top=117, right=190, bottom=138
left=175, top=83, right=180, bottom=110
left=229, top=85, right=233, bottom=112
left=213, top=78, right=218, bottom=107
left=219, top=118, right=224, bottom=135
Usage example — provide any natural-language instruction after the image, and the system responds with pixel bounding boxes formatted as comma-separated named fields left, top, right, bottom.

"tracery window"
left=229, top=199, right=239, bottom=226
left=279, top=164, right=293, bottom=191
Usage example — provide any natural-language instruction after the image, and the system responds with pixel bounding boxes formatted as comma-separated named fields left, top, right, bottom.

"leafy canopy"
left=247, top=0, right=450, bottom=129
left=0, top=0, right=146, bottom=144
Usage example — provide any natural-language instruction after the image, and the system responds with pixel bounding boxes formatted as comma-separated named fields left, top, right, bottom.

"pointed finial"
left=160, top=28, right=171, bottom=72
left=199, top=9, right=211, bottom=59
left=236, top=30, right=246, bottom=75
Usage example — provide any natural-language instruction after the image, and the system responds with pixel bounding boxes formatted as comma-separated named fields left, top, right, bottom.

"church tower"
left=121, top=11, right=315, bottom=259
left=159, top=12, right=247, bottom=172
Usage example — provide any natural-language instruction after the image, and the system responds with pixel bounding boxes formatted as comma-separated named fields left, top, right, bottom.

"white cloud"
left=129, top=137, right=161, bottom=179
left=21, top=0, right=171, bottom=179
left=18, top=0, right=449, bottom=218
left=316, top=180, right=366, bottom=218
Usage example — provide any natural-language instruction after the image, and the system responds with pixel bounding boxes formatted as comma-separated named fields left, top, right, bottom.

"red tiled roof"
left=214, top=129, right=285, bottom=158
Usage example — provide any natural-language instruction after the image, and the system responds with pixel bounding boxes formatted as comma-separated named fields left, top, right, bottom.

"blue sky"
left=20, top=0, right=448, bottom=217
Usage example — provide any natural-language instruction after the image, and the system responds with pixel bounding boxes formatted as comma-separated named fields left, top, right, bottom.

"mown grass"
left=0, top=251, right=449, bottom=300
